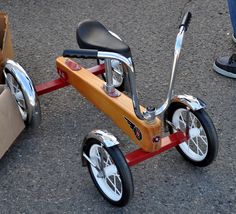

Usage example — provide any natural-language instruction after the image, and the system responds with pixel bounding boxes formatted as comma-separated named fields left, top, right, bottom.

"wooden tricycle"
left=3, top=12, right=218, bottom=206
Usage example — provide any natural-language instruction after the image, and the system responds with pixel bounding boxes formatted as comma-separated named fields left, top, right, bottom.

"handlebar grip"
left=63, top=49, right=98, bottom=59
left=179, top=12, right=192, bottom=31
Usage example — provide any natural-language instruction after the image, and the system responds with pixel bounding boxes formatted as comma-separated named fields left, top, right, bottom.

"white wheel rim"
left=89, top=144, right=122, bottom=201
left=6, top=73, right=27, bottom=121
left=172, top=108, right=208, bottom=161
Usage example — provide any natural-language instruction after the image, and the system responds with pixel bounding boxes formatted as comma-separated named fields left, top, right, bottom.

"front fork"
left=83, top=146, right=106, bottom=178
left=164, top=106, right=191, bottom=140
left=185, top=107, right=190, bottom=138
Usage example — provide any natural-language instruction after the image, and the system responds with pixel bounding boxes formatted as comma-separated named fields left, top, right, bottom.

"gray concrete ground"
left=0, top=0, right=235, bottom=213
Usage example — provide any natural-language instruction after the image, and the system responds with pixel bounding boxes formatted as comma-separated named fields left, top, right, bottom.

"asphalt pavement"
left=0, top=0, right=235, bottom=213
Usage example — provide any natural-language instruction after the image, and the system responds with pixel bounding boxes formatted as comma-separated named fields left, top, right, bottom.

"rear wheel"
left=84, top=139, right=133, bottom=206
left=3, top=60, right=41, bottom=127
left=100, top=59, right=126, bottom=91
left=5, top=72, right=29, bottom=122
left=100, top=31, right=126, bottom=92
left=167, top=103, right=219, bottom=167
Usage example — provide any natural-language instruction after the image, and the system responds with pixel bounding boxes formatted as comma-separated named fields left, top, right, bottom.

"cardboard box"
left=0, top=85, right=25, bottom=158
left=0, top=12, right=14, bottom=83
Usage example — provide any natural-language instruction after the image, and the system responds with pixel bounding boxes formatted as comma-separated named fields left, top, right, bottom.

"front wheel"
left=83, top=139, right=133, bottom=207
left=167, top=103, right=219, bottom=167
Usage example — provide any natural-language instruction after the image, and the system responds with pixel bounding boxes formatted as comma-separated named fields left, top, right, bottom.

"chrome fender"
left=81, top=130, right=119, bottom=166
left=170, top=94, right=206, bottom=111
left=164, top=94, right=206, bottom=130
left=3, top=60, right=41, bottom=127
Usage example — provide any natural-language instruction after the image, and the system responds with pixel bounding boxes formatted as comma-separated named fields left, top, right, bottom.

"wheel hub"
left=189, top=127, right=200, bottom=138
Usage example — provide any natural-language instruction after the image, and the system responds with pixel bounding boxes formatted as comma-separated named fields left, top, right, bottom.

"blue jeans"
left=228, top=0, right=236, bottom=35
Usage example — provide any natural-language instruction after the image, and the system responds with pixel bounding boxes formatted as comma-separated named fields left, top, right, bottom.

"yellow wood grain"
left=56, top=57, right=162, bottom=152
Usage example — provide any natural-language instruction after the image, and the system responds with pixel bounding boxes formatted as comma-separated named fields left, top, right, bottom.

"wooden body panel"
left=56, top=57, right=162, bottom=152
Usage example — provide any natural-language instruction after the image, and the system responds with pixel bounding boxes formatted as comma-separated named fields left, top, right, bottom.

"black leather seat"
left=76, top=20, right=131, bottom=58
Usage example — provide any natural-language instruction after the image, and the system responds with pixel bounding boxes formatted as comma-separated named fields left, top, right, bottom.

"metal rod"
left=97, top=26, right=186, bottom=120
left=98, top=51, right=144, bottom=120
left=123, top=64, right=144, bottom=120
left=185, top=107, right=190, bottom=138
left=154, top=26, right=185, bottom=116
left=104, top=59, right=113, bottom=88
left=83, top=152, right=101, bottom=172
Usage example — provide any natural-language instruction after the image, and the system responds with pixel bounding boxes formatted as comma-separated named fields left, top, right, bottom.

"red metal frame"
left=36, top=64, right=105, bottom=96
left=36, top=78, right=69, bottom=96
left=35, top=62, right=187, bottom=167
left=125, top=131, right=187, bottom=167
left=87, top=64, right=105, bottom=76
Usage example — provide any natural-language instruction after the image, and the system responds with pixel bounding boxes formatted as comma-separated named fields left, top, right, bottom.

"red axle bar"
left=36, top=64, right=105, bottom=96
left=87, top=64, right=105, bottom=76
left=125, top=131, right=187, bottom=167
left=36, top=78, right=69, bottom=96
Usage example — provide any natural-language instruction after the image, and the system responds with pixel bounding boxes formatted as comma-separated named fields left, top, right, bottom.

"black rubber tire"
left=167, top=103, right=219, bottom=167
left=84, top=139, right=134, bottom=207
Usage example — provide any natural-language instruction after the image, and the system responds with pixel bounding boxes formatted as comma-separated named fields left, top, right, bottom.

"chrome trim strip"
left=108, top=31, right=122, bottom=41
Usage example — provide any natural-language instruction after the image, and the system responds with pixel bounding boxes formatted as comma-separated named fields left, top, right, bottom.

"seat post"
left=104, top=59, right=120, bottom=97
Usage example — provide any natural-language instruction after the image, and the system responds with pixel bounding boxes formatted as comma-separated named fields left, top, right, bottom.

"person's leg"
left=227, top=0, right=236, bottom=37
left=212, top=0, right=236, bottom=78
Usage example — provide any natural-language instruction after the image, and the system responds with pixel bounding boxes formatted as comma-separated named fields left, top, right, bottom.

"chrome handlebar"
left=97, top=51, right=145, bottom=120
left=96, top=24, right=187, bottom=121
left=63, top=12, right=191, bottom=122
left=154, top=26, right=185, bottom=116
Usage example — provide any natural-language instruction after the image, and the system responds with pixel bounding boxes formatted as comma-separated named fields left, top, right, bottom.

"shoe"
left=213, top=54, right=236, bottom=78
